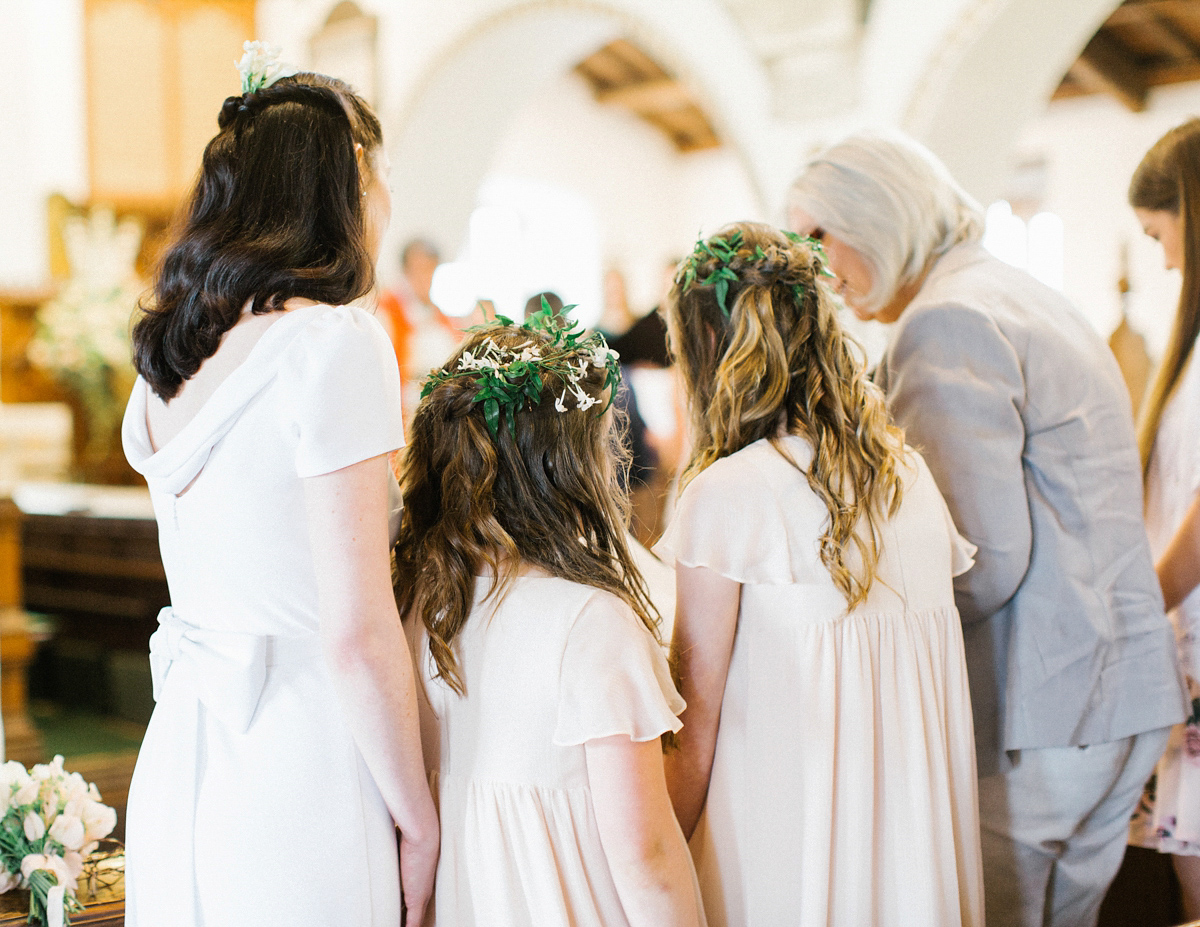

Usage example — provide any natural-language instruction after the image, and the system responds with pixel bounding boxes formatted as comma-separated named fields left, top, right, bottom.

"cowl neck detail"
left=123, top=304, right=327, bottom=495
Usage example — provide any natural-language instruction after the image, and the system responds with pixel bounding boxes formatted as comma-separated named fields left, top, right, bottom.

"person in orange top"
left=377, top=238, right=463, bottom=425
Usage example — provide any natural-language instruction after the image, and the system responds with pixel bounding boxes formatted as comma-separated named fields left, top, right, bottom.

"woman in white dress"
left=393, top=315, right=704, bottom=927
left=121, top=65, right=438, bottom=926
left=1128, top=118, right=1200, bottom=919
left=657, top=222, right=984, bottom=927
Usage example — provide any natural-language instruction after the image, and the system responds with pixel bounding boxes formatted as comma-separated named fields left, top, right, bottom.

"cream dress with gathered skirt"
left=654, top=435, right=985, bottom=927
left=412, top=575, right=706, bottom=927
left=121, top=304, right=406, bottom=927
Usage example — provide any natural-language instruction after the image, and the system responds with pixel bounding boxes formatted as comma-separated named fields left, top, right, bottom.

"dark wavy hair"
left=394, top=326, right=659, bottom=695
left=1130, top=118, right=1200, bottom=478
left=131, top=73, right=383, bottom=399
left=666, top=222, right=907, bottom=609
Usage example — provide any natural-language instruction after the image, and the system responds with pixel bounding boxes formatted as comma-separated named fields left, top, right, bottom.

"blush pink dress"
left=655, top=436, right=985, bottom=927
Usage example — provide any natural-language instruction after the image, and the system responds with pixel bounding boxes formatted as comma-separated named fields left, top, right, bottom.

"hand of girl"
left=399, top=828, right=439, bottom=926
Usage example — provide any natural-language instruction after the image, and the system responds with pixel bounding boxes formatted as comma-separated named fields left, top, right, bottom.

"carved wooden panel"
left=85, top=0, right=255, bottom=208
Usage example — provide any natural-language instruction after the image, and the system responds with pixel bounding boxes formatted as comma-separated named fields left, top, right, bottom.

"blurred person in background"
left=378, top=237, right=462, bottom=422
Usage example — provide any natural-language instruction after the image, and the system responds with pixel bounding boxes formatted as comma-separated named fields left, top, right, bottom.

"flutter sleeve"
left=939, top=485, right=978, bottom=578
left=553, top=592, right=684, bottom=746
left=291, top=305, right=405, bottom=478
left=654, top=449, right=826, bottom=585
left=907, top=450, right=978, bottom=579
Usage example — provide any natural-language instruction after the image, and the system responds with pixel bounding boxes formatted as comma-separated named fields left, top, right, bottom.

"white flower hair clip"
left=236, top=40, right=295, bottom=94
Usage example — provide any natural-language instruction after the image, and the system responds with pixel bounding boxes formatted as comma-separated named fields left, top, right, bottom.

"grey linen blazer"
left=874, top=243, right=1186, bottom=775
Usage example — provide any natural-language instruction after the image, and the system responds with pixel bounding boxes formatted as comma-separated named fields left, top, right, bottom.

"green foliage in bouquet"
left=0, top=757, right=117, bottom=927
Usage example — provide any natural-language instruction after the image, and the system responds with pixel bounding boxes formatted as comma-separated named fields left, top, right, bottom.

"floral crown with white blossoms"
left=421, top=298, right=621, bottom=439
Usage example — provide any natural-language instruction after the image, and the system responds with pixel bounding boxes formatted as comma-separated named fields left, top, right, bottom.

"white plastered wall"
left=482, top=71, right=762, bottom=314
left=901, top=0, right=1121, bottom=205
left=1014, top=83, right=1200, bottom=354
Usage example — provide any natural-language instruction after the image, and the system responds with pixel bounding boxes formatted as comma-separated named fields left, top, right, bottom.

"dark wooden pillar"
left=0, top=498, right=42, bottom=765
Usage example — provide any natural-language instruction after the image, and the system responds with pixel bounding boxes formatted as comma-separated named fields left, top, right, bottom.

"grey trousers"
left=978, top=728, right=1171, bottom=927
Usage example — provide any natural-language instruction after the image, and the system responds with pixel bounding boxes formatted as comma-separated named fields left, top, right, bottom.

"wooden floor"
left=1100, top=845, right=1184, bottom=927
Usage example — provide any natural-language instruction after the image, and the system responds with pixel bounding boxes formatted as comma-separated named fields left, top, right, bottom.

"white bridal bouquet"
left=0, top=756, right=117, bottom=927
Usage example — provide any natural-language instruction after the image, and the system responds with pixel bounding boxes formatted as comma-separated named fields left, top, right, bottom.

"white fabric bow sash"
left=147, top=607, right=267, bottom=734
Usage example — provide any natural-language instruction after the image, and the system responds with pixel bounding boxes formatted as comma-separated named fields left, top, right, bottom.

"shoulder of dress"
left=685, top=437, right=810, bottom=497
left=565, top=583, right=640, bottom=632
left=286, top=302, right=392, bottom=354
left=298, top=301, right=384, bottom=329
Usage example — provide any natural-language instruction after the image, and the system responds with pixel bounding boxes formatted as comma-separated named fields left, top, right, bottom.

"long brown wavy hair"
left=131, top=73, right=381, bottom=400
left=394, top=325, right=659, bottom=694
left=666, top=221, right=907, bottom=609
left=1130, top=118, right=1200, bottom=477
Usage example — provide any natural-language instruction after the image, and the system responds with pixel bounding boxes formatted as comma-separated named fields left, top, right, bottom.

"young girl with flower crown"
left=657, top=222, right=984, bottom=927
left=394, top=307, right=705, bottom=927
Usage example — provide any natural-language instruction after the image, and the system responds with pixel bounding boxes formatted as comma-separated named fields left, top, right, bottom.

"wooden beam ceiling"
left=1073, top=31, right=1149, bottom=111
left=1054, top=0, right=1200, bottom=109
left=574, top=40, right=720, bottom=153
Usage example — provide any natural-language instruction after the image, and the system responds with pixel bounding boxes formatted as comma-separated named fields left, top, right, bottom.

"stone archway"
left=381, top=0, right=772, bottom=256
left=898, top=0, right=1121, bottom=202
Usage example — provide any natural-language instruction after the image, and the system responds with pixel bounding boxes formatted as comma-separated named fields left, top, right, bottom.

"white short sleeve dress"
left=412, top=574, right=706, bottom=927
left=654, top=435, right=985, bottom=927
left=121, top=304, right=406, bottom=927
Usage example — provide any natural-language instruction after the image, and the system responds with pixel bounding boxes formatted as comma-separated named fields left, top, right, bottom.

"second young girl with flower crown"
left=394, top=308, right=705, bottom=927
left=658, top=222, right=983, bottom=927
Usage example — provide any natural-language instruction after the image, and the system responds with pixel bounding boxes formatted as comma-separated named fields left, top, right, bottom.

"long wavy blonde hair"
left=666, top=221, right=907, bottom=608
left=394, top=326, right=659, bottom=695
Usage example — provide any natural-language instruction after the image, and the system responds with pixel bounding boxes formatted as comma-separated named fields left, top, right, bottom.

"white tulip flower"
left=80, top=802, right=117, bottom=842
left=23, top=811, right=45, bottom=842
left=48, top=814, right=84, bottom=851
left=20, top=853, right=77, bottom=893
left=13, top=780, right=38, bottom=807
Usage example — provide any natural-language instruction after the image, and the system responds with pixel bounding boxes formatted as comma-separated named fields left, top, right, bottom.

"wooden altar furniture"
left=0, top=851, right=124, bottom=926
left=16, top=486, right=165, bottom=704
left=0, top=497, right=41, bottom=766
left=0, top=288, right=61, bottom=406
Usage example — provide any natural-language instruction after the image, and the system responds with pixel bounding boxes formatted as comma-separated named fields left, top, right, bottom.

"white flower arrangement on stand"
left=27, top=206, right=143, bottom=477
left=0, top=756, right=117, bottom=927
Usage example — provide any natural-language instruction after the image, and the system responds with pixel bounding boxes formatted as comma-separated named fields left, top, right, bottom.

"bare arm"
left=587, top=735, right=703, bottom=927
left=664, top=564, right=741, bottom=839
left=305, top=454, right=439, bottom=925
left=1158, top=492, right=1200, bottom=612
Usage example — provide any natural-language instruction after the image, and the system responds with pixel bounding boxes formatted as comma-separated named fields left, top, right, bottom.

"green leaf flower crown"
left=675, top=228, right=835, bottom=317
left=421, top=298, right=622, bottom=438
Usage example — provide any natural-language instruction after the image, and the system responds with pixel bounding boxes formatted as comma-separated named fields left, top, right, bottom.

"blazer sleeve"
left=883, top=303, right=1031, bottom=624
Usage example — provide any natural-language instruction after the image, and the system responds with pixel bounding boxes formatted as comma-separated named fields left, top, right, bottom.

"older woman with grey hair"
left=789, top=131, right=1184, bottom=927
